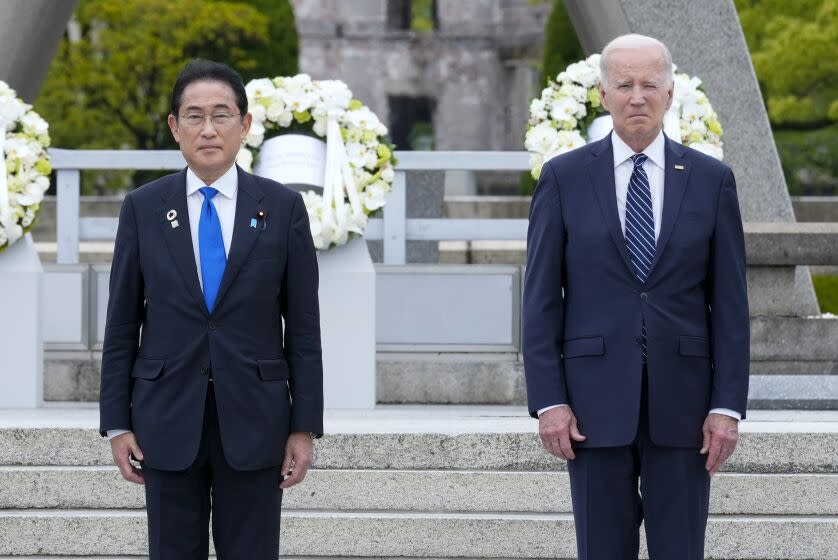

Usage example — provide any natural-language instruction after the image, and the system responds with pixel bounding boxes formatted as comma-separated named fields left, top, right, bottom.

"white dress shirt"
left=107, top=164, right=239, bottom=441
left=537, top=132, right=740, bottom=421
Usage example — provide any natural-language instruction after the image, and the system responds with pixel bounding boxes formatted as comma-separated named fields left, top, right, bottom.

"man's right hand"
left=110, top=432, right=145, bottom=484
left=538, top=406, right=586, bottom=460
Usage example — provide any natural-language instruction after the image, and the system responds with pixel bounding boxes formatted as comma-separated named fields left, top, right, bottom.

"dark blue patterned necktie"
left=624, top=153, right=654, bottom=362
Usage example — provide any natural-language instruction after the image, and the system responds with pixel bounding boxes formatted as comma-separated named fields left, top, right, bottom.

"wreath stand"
left=0, top=233, right=43, bottom=407
left=256, top=134, right=376, bottom=409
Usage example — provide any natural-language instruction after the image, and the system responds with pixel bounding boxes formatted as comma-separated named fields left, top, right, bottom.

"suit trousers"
left=143, top=384, right=283, bottom=560
left=567, top=366, right=711, bottom=560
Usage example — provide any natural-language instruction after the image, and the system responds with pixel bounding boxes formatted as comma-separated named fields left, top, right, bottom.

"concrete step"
left=0, top=408, right=837, bottom=473
left=0, top=509, right=835, bottom=558
left=1, top=466, right=836, bottom=516
left=45, top=351, right=838, bottom=408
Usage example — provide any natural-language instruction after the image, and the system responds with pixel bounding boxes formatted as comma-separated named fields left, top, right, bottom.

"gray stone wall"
left=291, top=0, right=549, bottom=152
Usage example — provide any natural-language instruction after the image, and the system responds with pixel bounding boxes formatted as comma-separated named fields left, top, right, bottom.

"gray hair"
left=600, top=34, right=673, bottom=85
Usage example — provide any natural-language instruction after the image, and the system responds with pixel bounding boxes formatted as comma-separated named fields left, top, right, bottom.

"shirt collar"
left=186, top=163, right=238, bottom=199
left=611, top=129, right=666, bottom=170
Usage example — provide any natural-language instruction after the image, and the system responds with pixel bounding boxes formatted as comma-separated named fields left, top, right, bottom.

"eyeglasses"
left=179, top=113, right=241, bottom=127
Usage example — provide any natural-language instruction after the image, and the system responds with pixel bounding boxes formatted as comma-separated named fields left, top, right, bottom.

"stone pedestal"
left=317, top=236, right=376, bottom=408
left=0, top=234, right=43, bottom=407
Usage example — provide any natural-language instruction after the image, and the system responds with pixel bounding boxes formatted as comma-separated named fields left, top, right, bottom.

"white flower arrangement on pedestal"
left=0, top=80, right=51, bottom=253
left=525, top=54, right=724, bottom=179
left=238, top=74, right=396, bottom=250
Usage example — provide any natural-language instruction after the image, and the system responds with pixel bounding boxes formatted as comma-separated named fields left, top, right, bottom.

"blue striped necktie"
left=624, top=153, right=654, bottom=362
left=199, top=187, right=226, bottom=313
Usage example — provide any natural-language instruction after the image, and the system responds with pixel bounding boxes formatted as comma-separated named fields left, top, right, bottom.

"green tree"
left=735, top=0, right=838, bottom=194
left=34, top=0, right=299, bottom=192
left=540, top=0, right=585, bottom=88
left=212, top=0, right=299, bottom=81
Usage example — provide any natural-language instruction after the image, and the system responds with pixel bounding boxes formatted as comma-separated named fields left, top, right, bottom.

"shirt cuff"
left=537, top=404, right=568, bottom=417
left=106, top=429, right=131, bottom=441
left=709, top=408, right=741, bottom=421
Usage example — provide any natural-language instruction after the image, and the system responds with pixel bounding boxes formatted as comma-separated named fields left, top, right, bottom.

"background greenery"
left=734, top=0, right=837, bottom=196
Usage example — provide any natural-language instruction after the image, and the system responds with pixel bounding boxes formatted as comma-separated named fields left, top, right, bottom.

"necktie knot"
left=199, top=186, right=219, bottom=201
left=631, top=153, right=648, bottom=168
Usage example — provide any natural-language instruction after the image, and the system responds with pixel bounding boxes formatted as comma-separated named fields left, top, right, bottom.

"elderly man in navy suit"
left=523, top=35, right=749, bottom=559
left=99, top=59, right=323, bottom=559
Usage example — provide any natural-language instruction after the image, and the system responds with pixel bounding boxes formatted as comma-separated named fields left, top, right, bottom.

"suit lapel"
left=587, top=134, right=636, bottom=277
left=159, top=169, right=209, bottom=316
left=211, top=166, right=265, bottom=312
left=648, top=137, right=690, bottom=276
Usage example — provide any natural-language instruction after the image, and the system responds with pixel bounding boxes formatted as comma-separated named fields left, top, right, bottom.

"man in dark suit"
left=99, top=59, right=323, bottom=559
left=523, top=35, right=749, bottom=559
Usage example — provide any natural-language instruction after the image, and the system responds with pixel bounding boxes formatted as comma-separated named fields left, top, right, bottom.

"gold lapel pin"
left=674, top=164, right=685, bottom=170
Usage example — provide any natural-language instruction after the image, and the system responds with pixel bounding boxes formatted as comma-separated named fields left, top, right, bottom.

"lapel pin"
left=171, top=220, right=179, bottom=229
left=253, top=210, right=266, bottom=231
left=166, top=209, right=177, bottom=221
left=674, top=164, right=685, bottom=170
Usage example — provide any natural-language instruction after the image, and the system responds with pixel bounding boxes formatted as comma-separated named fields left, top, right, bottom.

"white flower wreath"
left=525, top=54, right=724, bottom=179
left=0, top=81, right=51, bottom=252
left=237, top=74, right=396, bottom=250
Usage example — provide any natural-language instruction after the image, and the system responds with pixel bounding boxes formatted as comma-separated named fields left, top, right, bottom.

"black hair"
left=170, top=59, right=248, bottom=118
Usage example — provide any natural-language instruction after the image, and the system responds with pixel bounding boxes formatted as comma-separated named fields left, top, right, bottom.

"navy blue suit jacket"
left=99, top=166, right=323, bottom=471
left=523, top=134, right=749, bottom=448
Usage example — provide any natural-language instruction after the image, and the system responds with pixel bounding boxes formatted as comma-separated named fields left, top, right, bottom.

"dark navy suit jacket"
left=523, top=134, right=749, bottom=448
left=99, top=166, right=323, bottom=471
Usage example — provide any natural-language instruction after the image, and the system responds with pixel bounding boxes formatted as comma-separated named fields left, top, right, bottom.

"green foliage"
left=735, top=0, right=838, bottom=194
left=813, top=275, right=838, bottom=314
left=774, top=125, right=838, bottom=195
left=411, top=0, right=436, bottom=32
left=219, top=0, right=298, bottom=81
left=736, top=0, right=837, bottom=127
left=34, top=0, right=298, bottom=192
left=540, top=0, right=585, bottom=88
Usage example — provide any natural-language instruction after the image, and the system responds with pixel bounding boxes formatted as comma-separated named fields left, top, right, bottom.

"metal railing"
left=48, top=149, right=532, bottom=265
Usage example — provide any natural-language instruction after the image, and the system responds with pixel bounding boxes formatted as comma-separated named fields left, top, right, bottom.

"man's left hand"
left=700, top=413, right=739, bottom=475
left=279, top=432, right=313, bottom=489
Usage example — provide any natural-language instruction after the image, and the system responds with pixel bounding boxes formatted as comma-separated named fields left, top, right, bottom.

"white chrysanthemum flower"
left=246, top=78, right=276, bottom=101
left=525, top=122, right=559, bottom=154
left=279, top=74, right=316, bottom=112
left=564, top=60, right=599, bottom=89
left=249, top=103, right=266, bottom=122
left=381, top=166, right=395, bottom=183
left=236, top=146, right=253, bottom=171
left=364, top=181, right=388, bottom=211
left=550, top=97, right=582, bottom=123
left=530, top=98, right=548, bottom=121
left=317, top=80, right=352, bottom=113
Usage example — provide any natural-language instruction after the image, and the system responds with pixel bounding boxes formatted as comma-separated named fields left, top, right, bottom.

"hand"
left=700, top=413, right=739, bottom=475
left=539, top=406, right=586, bottom=460
left=279, top=432, right=314, bottom=489
left=110, top=431, right=144, bottom=484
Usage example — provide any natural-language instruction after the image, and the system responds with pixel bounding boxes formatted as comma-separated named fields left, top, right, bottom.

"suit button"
left=640, top=293, right=648, bottom=301
left=208, top=321, right=216, bottom=330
